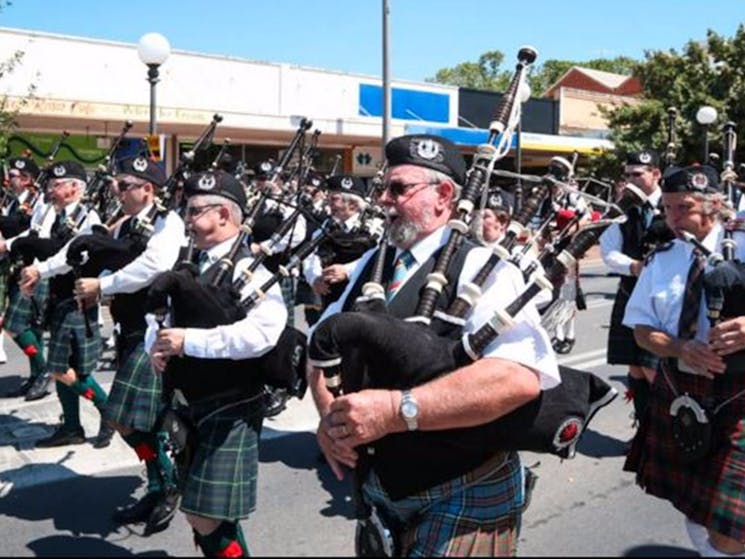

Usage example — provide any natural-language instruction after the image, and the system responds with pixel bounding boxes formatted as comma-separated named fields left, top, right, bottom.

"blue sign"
left=359, top=84, right=450, bottom=123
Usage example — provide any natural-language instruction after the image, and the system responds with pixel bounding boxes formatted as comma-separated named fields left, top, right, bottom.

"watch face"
left=401, top=400, right=418, bottom=418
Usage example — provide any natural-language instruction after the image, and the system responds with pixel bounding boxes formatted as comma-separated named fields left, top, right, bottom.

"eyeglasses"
left=384, top=180, right=437, bottom=198
left=117, top=179, right=146, bottom=193
left=185, top=203, right=222, bottom=218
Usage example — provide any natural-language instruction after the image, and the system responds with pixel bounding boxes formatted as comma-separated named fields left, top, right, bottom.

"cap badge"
left=260, top=161, right=272, bottom=173
left=691, top=172, right=709, bottom=190
left=14, top=160, right=25, bottom=170
left=489, top=193, right=502, bottom=209
left=132, top=157, right=148, bottom=173
left=53, top=164, right=66, bottom=177
left=198, top=174, right=217, bottom=191
left=311, top=178, right=321, bottom=187
left=639, top=152, right=652, bottom=164
left=412, top=138, right=442, bottom=161
left=341, top=177, right=354, bottom=190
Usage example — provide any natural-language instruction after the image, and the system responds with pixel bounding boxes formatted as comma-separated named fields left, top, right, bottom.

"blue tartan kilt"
left=607, top=284, right=659, bottom=368
left=46, top=299, right=101, bottom=375
left=104, top=340, right=162, bottom=432
left=178, top=394, right=264, bottom=520
left=4, top=279, right=49, bottom=335
left=0, top=258, right=12, bottom=314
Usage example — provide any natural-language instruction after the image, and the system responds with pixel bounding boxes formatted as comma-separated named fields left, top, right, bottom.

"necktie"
left=677, top=248, right=706, bottom=339
left=51, top=211, right=66, bottom=237
left=198, top=250, right=211, bottom=273
left=386, top=250, right=414, bottom=301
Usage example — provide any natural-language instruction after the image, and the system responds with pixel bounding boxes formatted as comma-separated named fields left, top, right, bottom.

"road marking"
left=569, top=357, right=608, bottom=370
left=558, top=348, right=606, bottom=366
left=586, top=299, right=613, bottom=309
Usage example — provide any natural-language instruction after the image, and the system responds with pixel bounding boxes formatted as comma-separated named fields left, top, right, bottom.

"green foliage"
left=596, top=24, right=745, bottom=176
left=426, top=50, right=512, bottom=91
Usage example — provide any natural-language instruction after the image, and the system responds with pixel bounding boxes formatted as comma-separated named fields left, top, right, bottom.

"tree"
left=426, top=50, right=512, bottom=91
left=596, top=24, right=745, bottom=178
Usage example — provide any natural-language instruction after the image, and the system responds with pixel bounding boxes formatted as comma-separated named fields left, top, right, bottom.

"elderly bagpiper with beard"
left=309, top=134, right=559, bottom=557
left=623, top=165, right=745, bottom=557
left=73, top=156, right=186, bottom=534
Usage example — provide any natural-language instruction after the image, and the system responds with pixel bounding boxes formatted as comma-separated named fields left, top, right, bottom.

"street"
left=0, top=261, right=699, bottom=556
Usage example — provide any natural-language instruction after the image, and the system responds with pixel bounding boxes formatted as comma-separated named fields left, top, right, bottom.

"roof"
left=543, top=66, right=639, bottom=97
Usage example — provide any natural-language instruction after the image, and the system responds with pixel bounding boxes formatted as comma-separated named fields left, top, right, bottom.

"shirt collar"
left=204, top=235, right=239, bottom=264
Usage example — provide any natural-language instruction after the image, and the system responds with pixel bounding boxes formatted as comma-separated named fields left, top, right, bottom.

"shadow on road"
left=0, top=472, right=142, bottom=538
left=624, top=544, right=698, bottom=557
left=575, top=428, right=628, bottom=458
left=28, top=534, right=167, bottom=557
left=259, top=430, right=354, bottom=520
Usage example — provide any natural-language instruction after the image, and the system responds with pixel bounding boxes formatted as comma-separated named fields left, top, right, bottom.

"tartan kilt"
left=179, top=394, right=264, bottom=520
left=0, top=258, right=12, bottom=314
left=46, top=299, right=101, bottom=375
left=624, top=360, right=745, bottom=541
left=4, top=279, right=49, bottom=335
left=607, top=284, right=659, bottom=368
left=363, top=452, right=522, bottom=557
left=104, top=340, right=162, bottom=432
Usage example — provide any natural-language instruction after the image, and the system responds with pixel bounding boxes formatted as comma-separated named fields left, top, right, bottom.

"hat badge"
left=198, top=174, right=217, bottom=191
left=489, top=193, right=502, bottom=208
left=341, top=177, right=354, bottom=190
left=311, top=178, right=320, bottom=187
left=132, top=157, right=148, bottom=173
left=14, top=160, right=25, bottom=170
left=691, top=172, right=709, bottom=190
left=260, top=162, right=272, bottom=173
left=639, top=152, right=652, bottom=164
left=413, top=139, right=442, bottom=161
left=52, top=164, right=66, bottom=177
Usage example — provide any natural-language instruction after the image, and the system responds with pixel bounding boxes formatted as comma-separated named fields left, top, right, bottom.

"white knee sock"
left=685, top=517, right=745, bottom=557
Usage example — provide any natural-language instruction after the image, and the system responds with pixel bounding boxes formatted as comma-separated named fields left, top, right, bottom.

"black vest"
left=317, top=221, right=376, bottom=307
left=619, top=199, right=673, bottom=292
left=342, top=235, right=503, bottom=499
left=108, top=216, right=154, bottom=346
left=48, top=210, right=79, bottom=300
left=162, top=243, right=264, bottom=403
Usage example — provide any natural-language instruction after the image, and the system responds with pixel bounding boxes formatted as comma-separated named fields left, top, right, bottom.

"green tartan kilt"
left=104, top=340, right=162, bottom=432
left=46, top=300, right=101, bottom=375
left=0, top=258, right=12, bottom=315
left=4, top=279, right=49, bottom=335
left=179, top=394, right=264, bottom=521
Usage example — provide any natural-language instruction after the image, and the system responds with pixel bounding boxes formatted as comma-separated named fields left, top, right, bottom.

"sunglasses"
left=186, top=203, right=223, bottom=218
left=385, top=180, right=436, bottom=198
left=623, top=171, right=646, bottom=179
left=117, top=180, right=146, bottom=192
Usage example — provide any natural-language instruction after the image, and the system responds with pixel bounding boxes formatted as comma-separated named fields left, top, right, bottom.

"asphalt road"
left=0, top=262, right=700, bottom=556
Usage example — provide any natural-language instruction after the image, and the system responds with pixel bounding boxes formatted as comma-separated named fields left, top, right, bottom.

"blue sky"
left=1, top=0, right=742, bottom=82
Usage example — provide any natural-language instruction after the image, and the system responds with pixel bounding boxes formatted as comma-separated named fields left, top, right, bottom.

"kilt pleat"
left=46, top=300, right=100, bottom=375
left=179, top=395, right=263, bottom=520
left=4, top=280, right=49, bottom=335
left=104, top=341, right=162, bottom=432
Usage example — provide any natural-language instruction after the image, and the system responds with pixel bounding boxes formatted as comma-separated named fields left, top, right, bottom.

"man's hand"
left=153, top=328, right=186, bottom=358
left=0, top=239, right=7, bottom=255
left=678, top=338, right=725, bottom=376
left=74, top=277, right=101, bottom=309
left=321, top=264, right=348, bottom=285
left=20, top=265, right=40, bottom=297
left=709, top=316, right=745, bottom=358
left=312, top=277, right=330, bottom=296
left=629, top=259, right=644, bottom=277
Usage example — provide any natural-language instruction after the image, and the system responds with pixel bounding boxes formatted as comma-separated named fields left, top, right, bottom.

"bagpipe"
left=308, top=48, right=634, bottom=460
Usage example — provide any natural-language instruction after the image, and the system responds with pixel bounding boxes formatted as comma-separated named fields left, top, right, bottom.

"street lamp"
left=137, top=32, right=171, bottom=137
left=695, top=105, right=718, bottom=164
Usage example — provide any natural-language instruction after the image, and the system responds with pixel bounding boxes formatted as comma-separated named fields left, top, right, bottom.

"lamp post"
left=137, top=32, right=171, bottom=137
left=695, top=105, right=717, bottom=164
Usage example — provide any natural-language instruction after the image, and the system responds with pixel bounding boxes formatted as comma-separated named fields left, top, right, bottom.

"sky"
left=0, top=0, right=743, bottom=83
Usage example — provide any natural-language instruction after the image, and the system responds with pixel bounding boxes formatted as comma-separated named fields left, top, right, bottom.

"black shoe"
left=5, top=377, right=34, bottom=398
left=36, top=426, right=85, bottom=448
left=555, top=339, right=575, bottom=355
left=144, top=487, right=179, bottom=535
left=24, top=374, right=52, bottom=401
left=263, top=387, right=289, bottom=418
left=113, top=491, right=162, bottom=525
left=92, top=421, right=115, bottom=449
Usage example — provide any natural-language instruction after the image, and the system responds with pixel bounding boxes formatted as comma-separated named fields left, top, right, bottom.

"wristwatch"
left=399, top=390, right=419, bottom=431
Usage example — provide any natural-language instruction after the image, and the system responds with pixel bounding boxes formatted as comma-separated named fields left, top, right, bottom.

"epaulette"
left=644, top=241, right=674, bottom=265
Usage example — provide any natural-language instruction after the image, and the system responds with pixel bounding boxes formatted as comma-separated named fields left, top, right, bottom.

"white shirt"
left=99, top=206, right=186, bottom=296
left=599, top=187, right=662, bottom=275
left=315, top=225, right=560, bottom=389
left=37, top=201, right=102, bottom=279
left=623, top=222, right=745, bottom=343
left=144, top=234, right=287, bottom=360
